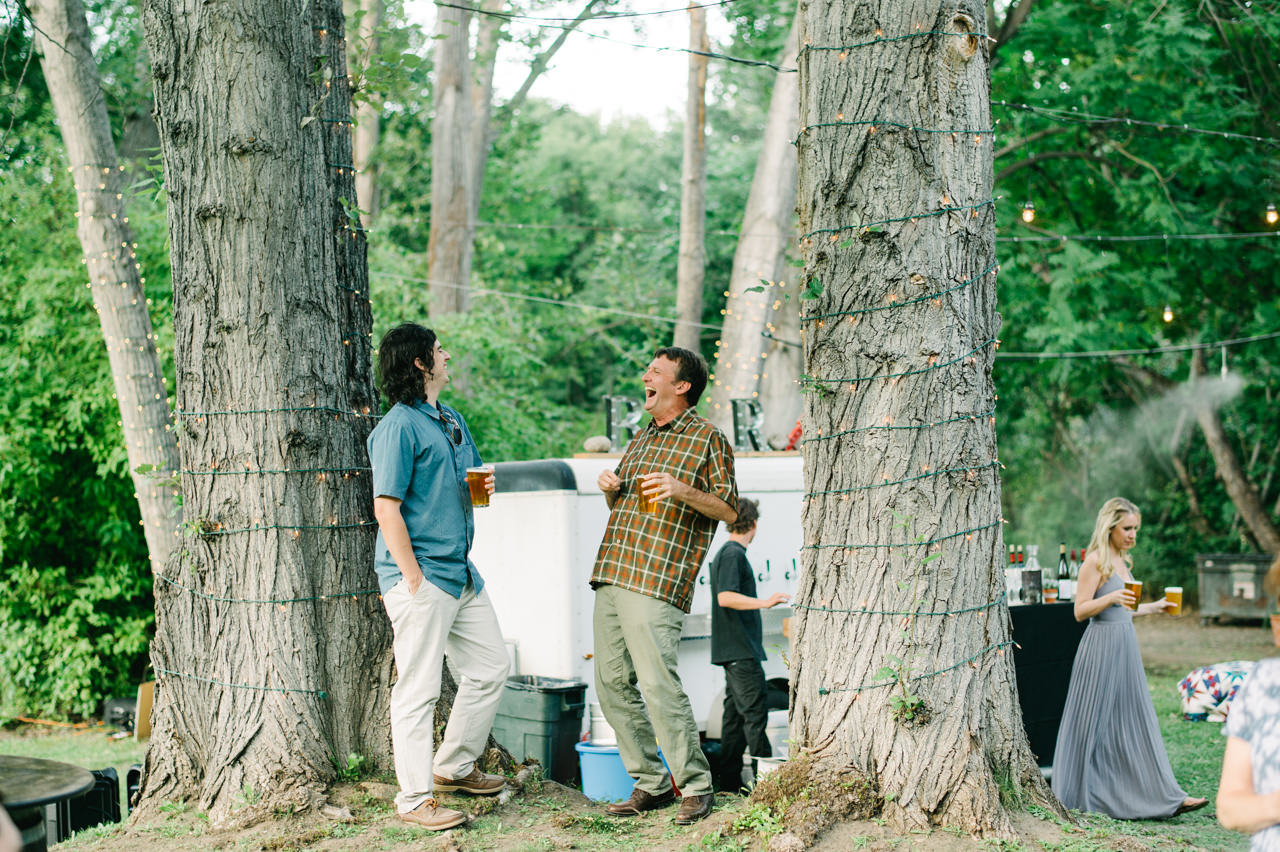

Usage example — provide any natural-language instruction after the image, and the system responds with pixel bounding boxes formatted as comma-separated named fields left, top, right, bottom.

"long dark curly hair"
left=377, top=323, right=436, bottom=406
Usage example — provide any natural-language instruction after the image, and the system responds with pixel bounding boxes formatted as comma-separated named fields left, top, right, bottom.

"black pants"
left=718, top=658, right=772, bottom=791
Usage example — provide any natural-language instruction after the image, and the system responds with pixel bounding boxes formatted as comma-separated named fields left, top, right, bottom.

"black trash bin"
left=491, top=676, right=587, bottom=784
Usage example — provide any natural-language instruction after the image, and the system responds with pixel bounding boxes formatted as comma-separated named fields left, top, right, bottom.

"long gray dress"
left=1050, top=573, right=1187, bottom=819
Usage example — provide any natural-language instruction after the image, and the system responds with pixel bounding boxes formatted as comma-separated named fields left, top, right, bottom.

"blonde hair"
left=1085, top=497, right=1140, bottom=583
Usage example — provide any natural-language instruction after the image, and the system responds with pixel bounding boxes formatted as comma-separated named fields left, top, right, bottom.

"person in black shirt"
left=709, top=498, right=790, bottom=792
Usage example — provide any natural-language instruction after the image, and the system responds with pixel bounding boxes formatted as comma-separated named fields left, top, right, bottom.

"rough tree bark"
left=348, top=0, right=382, bottom=219
left=673, top=3, right=708, bottom=351
left=708, top=18, right=800, bottom=435
left=787, top=0, right=1051, bottom=838
left=428, top=1, right=475, bottom=316
left=136, top=0, right=391, bottom=824
left=28, top=0, right=181, bottom=570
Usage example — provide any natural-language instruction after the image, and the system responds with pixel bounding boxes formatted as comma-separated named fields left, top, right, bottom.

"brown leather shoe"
left=433, top=767, right=507, bottom=795
left=673, top=793, right=714, bottom=825
left=398, top=798, right=466, bottom=830
left=605, top=785, right=678, bottom=816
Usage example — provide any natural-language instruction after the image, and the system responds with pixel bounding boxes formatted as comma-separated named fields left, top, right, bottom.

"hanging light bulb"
left=1162, top=304, right=1174, bottom=323
left=1021, top=202, right=1035, bottom=224
left=1266, top=203, right=1278, bottom=226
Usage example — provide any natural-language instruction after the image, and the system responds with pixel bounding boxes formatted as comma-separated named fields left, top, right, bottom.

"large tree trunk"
left=1190, top=349, right=1280, bottom=554
left=673, top=3, right=708, bottom=351
left=136, top=0, right=391, bottom=824
left=350, top=0, right=382, bottom=219
left=468, top=0, right=504, bottom=238
left=28, top=0, right=182, bottom=570
left=787, top=0, right=1050, bottom=838
left=708, top=18, right=800, bottom=435
left=427, top=2, right=475, bottom=316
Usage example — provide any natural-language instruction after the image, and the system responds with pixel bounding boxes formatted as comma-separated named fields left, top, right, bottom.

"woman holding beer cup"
left=1050, top=497, right=1208, bottom=819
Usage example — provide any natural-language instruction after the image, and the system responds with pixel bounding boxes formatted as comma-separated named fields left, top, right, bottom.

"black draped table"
left=0, top=755, right=94, bottom=852
left=1010, top=602, right=1089, bottom=767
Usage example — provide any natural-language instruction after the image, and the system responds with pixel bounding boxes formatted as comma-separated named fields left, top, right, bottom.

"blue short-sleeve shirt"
left=367, top=399, right=484, bottom=597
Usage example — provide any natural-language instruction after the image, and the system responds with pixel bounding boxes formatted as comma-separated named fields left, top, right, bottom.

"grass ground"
left=2, top=612, right=1272, bottom=851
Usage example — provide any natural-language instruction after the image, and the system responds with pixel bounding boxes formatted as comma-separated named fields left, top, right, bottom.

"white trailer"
left=471, top=453, right=802, bottom=734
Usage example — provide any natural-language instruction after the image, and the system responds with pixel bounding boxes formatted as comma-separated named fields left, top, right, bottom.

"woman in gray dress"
left=1050, top=497, right=1208, bottom=819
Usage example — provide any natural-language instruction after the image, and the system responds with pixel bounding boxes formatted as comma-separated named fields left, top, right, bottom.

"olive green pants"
left=592, top=584, right=712, bottom=797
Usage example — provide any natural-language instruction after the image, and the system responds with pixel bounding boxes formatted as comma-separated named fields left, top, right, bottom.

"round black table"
left=0, top=755, right=94, bottom=852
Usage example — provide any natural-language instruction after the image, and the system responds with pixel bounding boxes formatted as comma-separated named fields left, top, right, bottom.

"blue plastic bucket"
left=574, top=742, right=674, bottom=801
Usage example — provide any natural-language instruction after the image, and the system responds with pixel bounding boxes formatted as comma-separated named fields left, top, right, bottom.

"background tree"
left=787, top=0, right=1048, bottom=838
left=135, top=0, right=390, bottom=822
left=706, top=15, right=800, bottom=438
left=27, top=0, right=180, bottom=570
left=673, top=3, right=709, bottom=350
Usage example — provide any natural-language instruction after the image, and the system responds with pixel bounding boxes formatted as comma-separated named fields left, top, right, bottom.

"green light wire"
left=800, top=409, right=996, bottom=445
left=799, top=338, right=997, bottom=386
left=805, top=459, right=999, bottom=498
left=816, top=641, right=1013, bottom=695
left=155, top=666, right=329, bottom=699
left=802, top=519, right=1003, bottom=551
left=800, top=261, right=1000, bottom=324
left=156, top=573, right=379, bottom=604
left=801, top=199, right=996, bottom=243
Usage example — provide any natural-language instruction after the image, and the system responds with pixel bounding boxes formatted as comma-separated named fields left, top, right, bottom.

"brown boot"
left=433, top=767, right=507, bottom=796
left=605, top=785, right=678, bottom=816
left=398, top=798, right=466, bottom=831
left=673, top=793, right=713, bottom=825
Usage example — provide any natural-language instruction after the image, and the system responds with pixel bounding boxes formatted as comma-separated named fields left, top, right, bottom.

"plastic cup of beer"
left=466, top=466, right=492, bottom=508
left=1123, top=579, right=1142, bottom=611
left=1164, top=586, right=1183, bottom=617
left=637, top=474, right=658, bottom=513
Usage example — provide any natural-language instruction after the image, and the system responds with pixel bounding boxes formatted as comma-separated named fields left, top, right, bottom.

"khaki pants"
left=593, top=584, right=712, bottom=797
left=383, top=578, right=510, bottom=813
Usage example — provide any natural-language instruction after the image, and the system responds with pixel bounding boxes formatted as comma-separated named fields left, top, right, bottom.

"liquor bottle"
left=1059, top=539, right=1070, bottom=601
left=1007, top=545, right=1020, bottom=604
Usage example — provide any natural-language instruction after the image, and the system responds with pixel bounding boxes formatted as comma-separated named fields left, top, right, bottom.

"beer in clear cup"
left=1123, top=579, right=1142, bottom=611
left=1164, top=586, right=1183, bottom=617
left=466, top=466, right=492, bottom=508
left=637, top=474, right=658, bottom=513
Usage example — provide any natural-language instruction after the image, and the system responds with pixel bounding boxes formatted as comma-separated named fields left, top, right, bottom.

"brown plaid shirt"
left=590, top=407, right=737, bottom=612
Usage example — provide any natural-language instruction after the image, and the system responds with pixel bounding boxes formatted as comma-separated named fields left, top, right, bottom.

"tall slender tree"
left=428, top=0, right=475, bottom=316
left=786, top=0, right=1050, bottom=838
left=673, top=2, right=709, bottom=351
left=708, top=17, right=800, bottom=437
left=135, top=0, right=389, bottom=822
left=27, top=0, right=181, bottom=570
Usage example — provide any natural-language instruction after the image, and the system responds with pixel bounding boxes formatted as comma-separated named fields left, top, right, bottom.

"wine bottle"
left=1057, top=542, right=1072, bottom=601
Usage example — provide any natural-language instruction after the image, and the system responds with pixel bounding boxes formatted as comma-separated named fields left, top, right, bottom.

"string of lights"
left=793, top=591, right=1006, bottom=617
left=441, top=0, right=793, bottom=72
left=177, top=406, right=378, bottom=419
left=801, top=519, right=1003, bottom=552
left=156, top=572, right=378, bottom=605
left=797, top=118, right=995, bottom=144
left=155, top=666, right=329, bottom=699
left=799, top=28, right=990, bottom=55
left=800, top=200, right=997, bottom=243
left=800, top=409, right=997, bottom=444
left=180, top=467, right=369, bottom=477
left=1001, top=230, right=1280, bottom=244
left=997, top=329, right=1280, bottom=361
left=800, top=261, right=999, bottom=324
left=198, top=520, right=378, bottom=536
left=815, top=642, right=1014, bottom=695
left=799, top=339, right=997, bottom=386
left=434, top=0, right=738, bottom=24
left=805, top=460, right=1000, bottom=499
left=992, top=100, right=1280, bottom=147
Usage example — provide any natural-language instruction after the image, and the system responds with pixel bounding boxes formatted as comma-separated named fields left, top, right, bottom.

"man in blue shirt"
left=368, top=323, right=510, bottom=831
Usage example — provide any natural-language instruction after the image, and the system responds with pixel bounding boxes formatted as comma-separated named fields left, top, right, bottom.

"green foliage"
left=731, top=800, right=785, bottom=840
left=991, top=0, right=1280, bottom=587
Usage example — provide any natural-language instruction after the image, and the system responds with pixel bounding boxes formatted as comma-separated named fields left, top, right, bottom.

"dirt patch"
left=1134, top=607, right=1275, bottom=674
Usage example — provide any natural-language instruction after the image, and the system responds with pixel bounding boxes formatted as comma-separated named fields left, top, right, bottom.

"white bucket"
left=589, top=702, right=616, bottom=745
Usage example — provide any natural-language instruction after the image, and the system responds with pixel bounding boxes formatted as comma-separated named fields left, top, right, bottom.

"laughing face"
left=642, top=355, right=690, bottom=424
left=417, top=339, right=451, bottom=398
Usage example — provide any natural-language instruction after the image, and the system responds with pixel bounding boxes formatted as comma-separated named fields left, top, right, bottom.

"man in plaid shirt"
left=590, top=346, right=738, bottom=825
